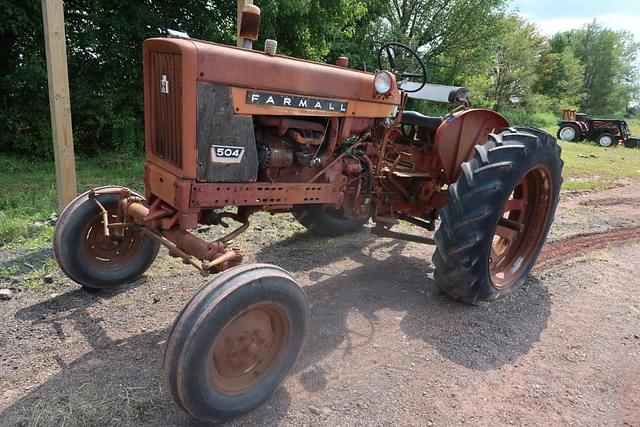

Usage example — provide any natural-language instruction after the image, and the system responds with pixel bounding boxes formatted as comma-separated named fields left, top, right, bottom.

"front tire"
left=292, top=205, right=366, bottom=237
left=164, top=264, right=308, bottom=424
left=597, top=132, right=617, bottom=148
left=53, top=187, right=160, bottom=289
left=433, top=128, right=563, bottom=303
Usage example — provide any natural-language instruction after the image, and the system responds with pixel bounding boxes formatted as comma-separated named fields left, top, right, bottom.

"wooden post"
left=236, top=0, right=253, bottom=47
left=42, top=0, right=77, bottom=211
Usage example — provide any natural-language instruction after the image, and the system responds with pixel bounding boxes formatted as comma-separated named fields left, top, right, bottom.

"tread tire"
left=432, top=128, right=563, bottom=303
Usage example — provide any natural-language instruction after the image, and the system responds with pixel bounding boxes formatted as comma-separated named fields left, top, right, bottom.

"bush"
left=501, top=109, right=558, bottom=128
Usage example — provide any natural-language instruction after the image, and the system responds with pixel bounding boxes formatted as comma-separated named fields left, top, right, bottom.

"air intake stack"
left=238, top=3, right=261, bottom=49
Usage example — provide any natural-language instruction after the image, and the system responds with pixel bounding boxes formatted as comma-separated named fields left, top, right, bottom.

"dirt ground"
left=1, top=183, right=640, bottom=426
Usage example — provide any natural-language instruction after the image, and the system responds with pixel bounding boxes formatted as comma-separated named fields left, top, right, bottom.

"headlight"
left=374, top=71, right=393, bottom=95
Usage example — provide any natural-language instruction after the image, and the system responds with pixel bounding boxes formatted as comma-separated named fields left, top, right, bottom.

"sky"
left=510, top=0, right=640, bottom=41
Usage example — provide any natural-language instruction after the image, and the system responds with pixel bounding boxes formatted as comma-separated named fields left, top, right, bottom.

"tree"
left=488, top=16, right=543, bottom=111
left=534, top=39, right=585, bottom=110
left=0, top=1, right=236, bottom=157
left=565, top=21, right=638, bottom=115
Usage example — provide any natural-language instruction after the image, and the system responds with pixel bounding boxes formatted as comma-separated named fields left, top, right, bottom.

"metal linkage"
left=90, top=187, right=247, bottom=275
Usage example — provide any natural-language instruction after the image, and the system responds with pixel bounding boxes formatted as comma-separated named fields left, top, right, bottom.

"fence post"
left=42, top=0, right=77, bottom=211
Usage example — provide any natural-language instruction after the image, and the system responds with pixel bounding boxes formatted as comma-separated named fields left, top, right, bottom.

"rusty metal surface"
left=490, top=165, right=553, bottom=289
left=256, top=117, right=326, bottom=134
left=189, top=182, right=344, bottom=209
left=164, top=229, right=225, bottom=261
left=144, top=36, right=402, bottom=104
left=434, top=109, right=509, bottom=182
left=196, top=83, right=258, bottom=183
left=231, top=87, right=396, bottom=118
left=143, top=39, right=198, bottom=179
left=148, top=52, right=183, bottom=169
left=209, top=303, right=289, bottom=394
left=81, top=198, right=144, bottom=269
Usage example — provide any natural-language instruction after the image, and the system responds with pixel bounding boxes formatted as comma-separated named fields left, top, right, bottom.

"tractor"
left=53, top=5, right=563, bottom=424
left=557, top=108, right=639, bottom=148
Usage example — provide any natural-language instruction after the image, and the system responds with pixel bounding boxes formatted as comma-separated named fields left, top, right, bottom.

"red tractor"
left=53, top=6, right=563, bottom=424
left=557, top=108, right=639, bottom=148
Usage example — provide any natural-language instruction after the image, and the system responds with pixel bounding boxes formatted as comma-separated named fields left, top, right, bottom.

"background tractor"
left=53, top=5, right=563, bottom=424
left=557, top=108, right=639, bottom=148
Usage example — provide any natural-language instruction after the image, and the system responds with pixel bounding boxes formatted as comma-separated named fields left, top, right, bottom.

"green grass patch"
left=0, top=153, right=145, bottom=249
left=539, top=127, right=640, bottom=191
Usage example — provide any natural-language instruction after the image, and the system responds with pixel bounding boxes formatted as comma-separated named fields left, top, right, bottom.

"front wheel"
left=164, top=264, right=308, bottom=424
left=433, top=128, right=563, bottom=303
left=597, top=132, right=617, bottom=148
left=53, top=187, right=160, bottom=289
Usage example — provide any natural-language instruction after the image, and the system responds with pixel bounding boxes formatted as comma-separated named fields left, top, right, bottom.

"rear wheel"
left=292, top=205, right=366, bottom=237
left=557, top=124, right=578, bottom=142
left=53, top=187, right=160, bottom=289
left=597, top=132, right=617, bottom=148
left=433, top=128, right=563, bottom=303
left=164, top=264, right=308, bottom=424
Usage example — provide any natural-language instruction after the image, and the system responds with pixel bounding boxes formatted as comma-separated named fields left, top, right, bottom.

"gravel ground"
left=1, top=184, right=640, bottom=426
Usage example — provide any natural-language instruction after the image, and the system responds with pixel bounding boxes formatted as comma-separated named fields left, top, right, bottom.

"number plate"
left=210, top=145, right=246, bottom=164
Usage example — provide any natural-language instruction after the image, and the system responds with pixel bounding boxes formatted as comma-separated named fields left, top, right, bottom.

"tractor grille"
left=149, top=52, right=182, bottom=168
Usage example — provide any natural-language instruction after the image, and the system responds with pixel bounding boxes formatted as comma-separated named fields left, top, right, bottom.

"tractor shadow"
left=2, top=231, right=550, bottom=425
left=256, top=233, right=551, bottom=391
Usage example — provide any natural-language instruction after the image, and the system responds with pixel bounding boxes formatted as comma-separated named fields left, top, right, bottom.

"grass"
left=1, top=119, right=640, bottom=251
left=0, top=153, right=145, bottom=249
left=542, top=119, right=640, bottom=191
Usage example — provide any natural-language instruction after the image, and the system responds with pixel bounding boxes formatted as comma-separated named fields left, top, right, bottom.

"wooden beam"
left=42, top=0, right=77, bottom=211
left=236, top=0, right=253, bottom=47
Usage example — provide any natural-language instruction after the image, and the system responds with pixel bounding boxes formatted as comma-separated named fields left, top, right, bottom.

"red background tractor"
left=557, top=109, right=639, bottom=148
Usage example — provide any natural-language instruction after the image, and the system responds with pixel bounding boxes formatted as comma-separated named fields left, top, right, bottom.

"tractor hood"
left=143, top=37, right=401, bottom=107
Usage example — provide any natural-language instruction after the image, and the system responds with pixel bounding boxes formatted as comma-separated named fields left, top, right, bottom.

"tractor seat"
left=401, top=111, right=442, bottom=130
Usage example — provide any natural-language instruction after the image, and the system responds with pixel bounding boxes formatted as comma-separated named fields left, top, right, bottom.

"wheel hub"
left=215, top=309, right=274, bottom=376
left=209, top=304, right=289, bottom=394
left=82, top=210, right=141, bottom=267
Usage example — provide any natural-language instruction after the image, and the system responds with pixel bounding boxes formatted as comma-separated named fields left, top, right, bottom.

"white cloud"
left=528, top=13, right=640, bottom=41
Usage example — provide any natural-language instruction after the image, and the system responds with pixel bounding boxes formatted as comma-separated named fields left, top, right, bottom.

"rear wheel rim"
left=209, top=303, right=290, bottom=395
left=559, top=127, right=576, bottom=141
left=489, top=166, right=553, bottom=289
left=81, top=207, right=143, bottom=270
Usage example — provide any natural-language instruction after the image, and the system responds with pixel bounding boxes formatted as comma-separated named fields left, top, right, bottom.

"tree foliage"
left=0, top=1, right=638, bottom=159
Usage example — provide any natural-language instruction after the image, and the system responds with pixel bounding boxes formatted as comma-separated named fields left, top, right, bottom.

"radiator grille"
left=149, top=52, right=182, bottom=168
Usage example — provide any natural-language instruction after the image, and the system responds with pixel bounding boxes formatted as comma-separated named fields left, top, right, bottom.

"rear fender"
left=434, top=109, right=509, bottom=183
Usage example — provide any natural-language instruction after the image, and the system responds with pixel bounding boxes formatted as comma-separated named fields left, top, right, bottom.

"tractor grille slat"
left=149, top=52, right=182, bottom=168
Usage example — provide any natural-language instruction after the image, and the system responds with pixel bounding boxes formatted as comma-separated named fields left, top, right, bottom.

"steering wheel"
left=377, top=42, right=427, bottom=93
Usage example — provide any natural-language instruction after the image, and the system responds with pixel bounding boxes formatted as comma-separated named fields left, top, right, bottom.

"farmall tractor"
left=53, top=5, right=563, bottom=424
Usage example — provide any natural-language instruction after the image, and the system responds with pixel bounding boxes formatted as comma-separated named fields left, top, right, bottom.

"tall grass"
left=0, top=154, right=144, bottom=249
